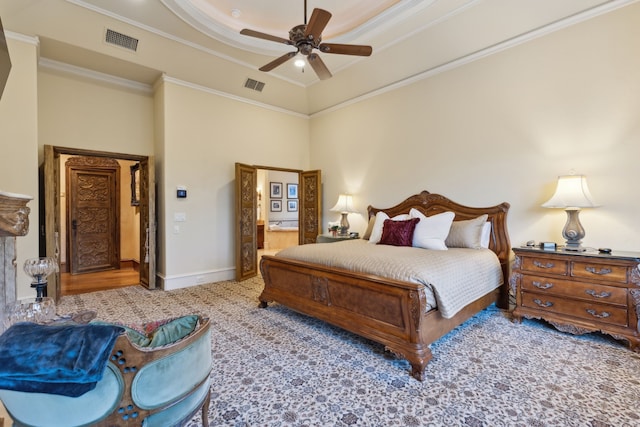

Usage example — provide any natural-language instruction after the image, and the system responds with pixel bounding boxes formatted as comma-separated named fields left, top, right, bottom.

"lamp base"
left=339, top=212, right=350, bottom=236
left=561, top=209, right=586, bottom=252
left=562, top=243, right=587, bottom=252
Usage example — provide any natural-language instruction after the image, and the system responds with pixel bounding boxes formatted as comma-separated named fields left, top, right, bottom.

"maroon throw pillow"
left=379, top=217, right=420, bottom=247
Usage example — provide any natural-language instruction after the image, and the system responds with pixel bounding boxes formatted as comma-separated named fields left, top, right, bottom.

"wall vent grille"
left=244, top=78, right=265, bottom=92
left=105, top=29, right=139, bottom=52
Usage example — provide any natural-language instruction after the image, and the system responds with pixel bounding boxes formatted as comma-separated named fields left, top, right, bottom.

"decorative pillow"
left=368, top=211, right=410, bottom=244
left=92, top=314, right=199, bottom=348
left=362, top=215, right=376, bottom=240
left=445, top=214, right=489, bottom=249
left=409, top=209, right=455, bottom=250
left=379, top=218, right=420, bottom=247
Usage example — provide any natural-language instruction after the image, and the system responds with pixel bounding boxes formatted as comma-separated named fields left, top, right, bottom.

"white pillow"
left=480, top=222, right=491, bottom=249
left=368, top=211, right=410, bottom=244
left=409, top=209, right=455, bottom=250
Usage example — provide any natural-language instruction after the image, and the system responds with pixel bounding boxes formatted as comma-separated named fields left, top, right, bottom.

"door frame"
left=234, top=163, right=321, bottom=281
left=43, top=145, right=156, bottom=301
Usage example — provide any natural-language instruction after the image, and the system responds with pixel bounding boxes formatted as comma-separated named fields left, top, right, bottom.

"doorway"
left=43, top=145, right=156, bottom=300
left=234, top=163, right=321, bottom=281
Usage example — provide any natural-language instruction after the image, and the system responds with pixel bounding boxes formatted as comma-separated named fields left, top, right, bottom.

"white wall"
left=0, top=35, right=40, bottom=299
left=266, top=170, right=298, bottom=223
left=311, top=4, right=640, bottom=252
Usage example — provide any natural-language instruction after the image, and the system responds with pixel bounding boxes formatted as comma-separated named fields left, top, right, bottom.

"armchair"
left=0, top=316, right=212, bottom=427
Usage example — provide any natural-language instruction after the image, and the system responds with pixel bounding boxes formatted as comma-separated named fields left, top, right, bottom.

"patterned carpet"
left=56, top=277, right=640, bottom=427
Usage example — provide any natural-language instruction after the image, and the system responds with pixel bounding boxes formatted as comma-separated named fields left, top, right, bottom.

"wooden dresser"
left=511, top=247, right=640, bottom=351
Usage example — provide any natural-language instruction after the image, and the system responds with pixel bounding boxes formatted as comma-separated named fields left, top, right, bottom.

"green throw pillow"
left=147, top=315, right=199, bottom=347
left=91, top=315, right=199, bottom=348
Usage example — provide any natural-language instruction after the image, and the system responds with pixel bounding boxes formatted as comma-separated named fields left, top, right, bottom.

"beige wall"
left=37, top=70, right=154, bottom=158
left=311, top=4, right=640, bottom=252
left=0, top=36, right=40, bottom=299
left=158, top=79, right=310, bottom=289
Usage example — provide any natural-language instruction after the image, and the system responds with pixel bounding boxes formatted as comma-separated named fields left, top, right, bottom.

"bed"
left=259, top=191, right=511, bottom=380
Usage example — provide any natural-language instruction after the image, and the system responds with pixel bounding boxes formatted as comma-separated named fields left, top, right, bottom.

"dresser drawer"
left=571, top=261, right=628, bottom=284
left=520, top=256, right=568, bottom=275
left=521, top=292, right=628, bottom=327
left=520, top=275, right=627, bottom=305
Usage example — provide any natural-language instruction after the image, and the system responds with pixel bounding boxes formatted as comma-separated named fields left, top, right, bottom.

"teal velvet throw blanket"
left=0, top=322, right=124, bottom=397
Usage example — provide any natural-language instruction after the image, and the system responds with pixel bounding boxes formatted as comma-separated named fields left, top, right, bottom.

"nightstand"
left=510, top=247, right=640, bottom=351
left=316, top=234, right=358, bottom=243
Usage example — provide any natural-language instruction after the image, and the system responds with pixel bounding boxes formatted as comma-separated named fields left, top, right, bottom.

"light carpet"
left=56, top=276, right=640, bottom=427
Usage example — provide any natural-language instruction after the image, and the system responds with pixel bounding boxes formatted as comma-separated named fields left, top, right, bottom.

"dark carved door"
left=299, top=170, right=322, bottom=245
left=235, top=163, right=258, bottom=281
left=66, top=157, right=120, bottom=274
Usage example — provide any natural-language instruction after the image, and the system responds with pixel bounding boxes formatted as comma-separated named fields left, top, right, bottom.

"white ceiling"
left=0, top=0, right=636, bottom=114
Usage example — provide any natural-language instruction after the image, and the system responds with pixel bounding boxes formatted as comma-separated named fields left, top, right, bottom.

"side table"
left=510, top=246, right=640, bottom=351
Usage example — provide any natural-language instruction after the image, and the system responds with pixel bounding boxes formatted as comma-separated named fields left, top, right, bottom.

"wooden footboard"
left=261, top=255, right=448, bottom=380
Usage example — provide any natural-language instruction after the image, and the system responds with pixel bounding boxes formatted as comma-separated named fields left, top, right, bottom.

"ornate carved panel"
left=0, top=192, right=32, bottom=237
left=67, top=157, right=120, bottom=274
left=311, top=276, right=330, bottom=305
left=235, top=163, right=257, bottom=281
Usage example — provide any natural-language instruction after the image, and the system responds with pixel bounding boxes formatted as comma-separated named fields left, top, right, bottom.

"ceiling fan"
left=240, top=0, right=373, bottom=80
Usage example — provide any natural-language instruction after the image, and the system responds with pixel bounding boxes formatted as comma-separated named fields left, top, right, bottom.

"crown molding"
left=5, top=31, right=40, bottom=46
left=159, top=74, right=308, bottom=119
left=39, top=57, right=153, bottom=95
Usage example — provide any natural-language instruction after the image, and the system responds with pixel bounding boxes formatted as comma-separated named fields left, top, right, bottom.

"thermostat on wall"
left=177, top=186, right=187, bottom=198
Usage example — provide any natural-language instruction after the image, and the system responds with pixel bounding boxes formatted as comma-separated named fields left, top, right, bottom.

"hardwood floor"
left=60, top=252, right=278, bottom=296
left=60, top=268, right=140, bottom=296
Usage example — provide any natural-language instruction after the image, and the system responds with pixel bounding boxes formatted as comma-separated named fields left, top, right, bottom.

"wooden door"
left=66, top=157, right=120, bottom=274
left=235, top=163, right=258, bottom=281
left=44, top=145, right=61, bottom=301
left=299, top=170, right=322, bottom=244
left=139, top=157, right=156, bottom=289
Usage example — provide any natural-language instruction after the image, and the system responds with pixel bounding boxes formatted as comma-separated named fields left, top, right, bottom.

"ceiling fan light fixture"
left=239, top=2, right=372, bottom=80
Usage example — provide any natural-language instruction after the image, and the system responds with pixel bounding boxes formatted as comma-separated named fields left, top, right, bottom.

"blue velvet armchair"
left=0, top=316, right=212, bottom=427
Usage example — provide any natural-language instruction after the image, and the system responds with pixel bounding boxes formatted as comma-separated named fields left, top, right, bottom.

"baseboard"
left=158, top=268, right=235, bottom=291
left=119, top=259, right=140, bottom=271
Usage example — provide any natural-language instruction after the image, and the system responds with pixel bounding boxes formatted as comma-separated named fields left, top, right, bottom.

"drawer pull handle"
left=585, top=266, right=612, bottom=275
left=585, top=289, right=612, bottom=299
left=532, top=281, right=553, bottom=290
left=533, top=261, right=555, bottom=269
left=586, top=309, right=610, bottom=319
left=533, top=299, right=553, bottom=308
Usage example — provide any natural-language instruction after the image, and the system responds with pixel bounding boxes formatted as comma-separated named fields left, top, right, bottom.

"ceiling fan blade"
left=307, top=53, right=332, bottom=80
left=319, top=43, right=372, bottom=56
left=303, top=8, right=332, bottom=42
left=259, top=51, right=297, bottom=72
left=240, top=29, right=293, bottom=46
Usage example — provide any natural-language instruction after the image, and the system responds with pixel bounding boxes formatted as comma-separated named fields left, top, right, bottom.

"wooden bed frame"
left=259, top=191, right=511, bottom=380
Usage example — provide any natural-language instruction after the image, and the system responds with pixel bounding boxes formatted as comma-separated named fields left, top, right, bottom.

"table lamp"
left=542, top=175, right=598, bottom=251
left=330, top=194, right=355, bottom=236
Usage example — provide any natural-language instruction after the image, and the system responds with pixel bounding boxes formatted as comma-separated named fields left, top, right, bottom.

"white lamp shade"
left=330, top=194, right=355, bottom=213
left=542, top=175, right=598, bottom=209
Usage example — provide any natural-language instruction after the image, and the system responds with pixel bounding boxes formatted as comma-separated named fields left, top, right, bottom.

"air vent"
left=244, top=78, right=265, bottom=92
left=105, top=29, right=138, bottom=52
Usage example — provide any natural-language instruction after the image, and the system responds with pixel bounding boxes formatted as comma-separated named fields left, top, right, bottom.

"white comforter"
left=275, top=239, right=503, bottom=319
